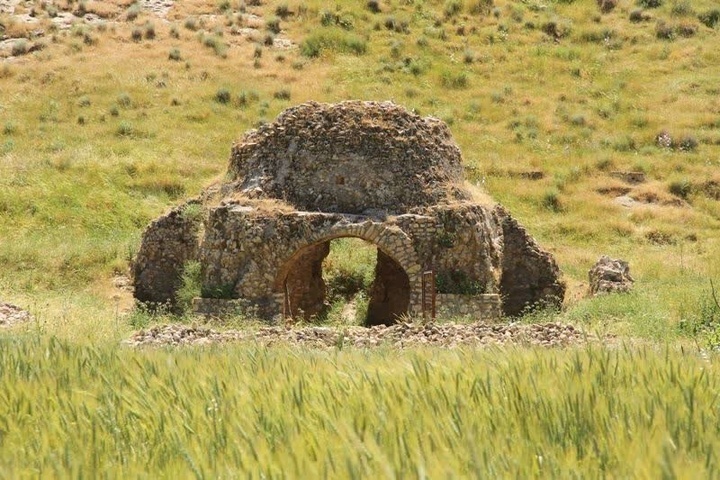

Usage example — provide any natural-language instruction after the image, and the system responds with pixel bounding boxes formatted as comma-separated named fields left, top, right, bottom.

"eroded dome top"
left=224, top=101, right=470, bottom=214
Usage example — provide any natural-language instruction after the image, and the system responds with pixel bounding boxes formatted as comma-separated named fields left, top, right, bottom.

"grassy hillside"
left=1, top=0, right=719, bottom=339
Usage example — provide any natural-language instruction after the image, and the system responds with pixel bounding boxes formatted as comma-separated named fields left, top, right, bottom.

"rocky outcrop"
left=589, top=256, right=633, bottom=296
left=132, top=201, right=202, bottom=307
left=494, top=205, right=566, bottom=316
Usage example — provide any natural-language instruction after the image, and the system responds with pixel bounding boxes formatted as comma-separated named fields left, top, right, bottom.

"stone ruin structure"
left=133, top=101, right=565, bottom=325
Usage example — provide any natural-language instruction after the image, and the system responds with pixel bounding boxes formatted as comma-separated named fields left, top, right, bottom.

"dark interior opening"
left=280, top=237, right=410, bottom=325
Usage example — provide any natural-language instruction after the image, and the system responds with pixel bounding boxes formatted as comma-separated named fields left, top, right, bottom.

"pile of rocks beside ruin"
left=125, top=321, right=592, bottom=349
left=0, top=302, right=31, bottom=327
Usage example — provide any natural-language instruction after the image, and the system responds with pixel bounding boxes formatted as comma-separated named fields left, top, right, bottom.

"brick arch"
left=272, top=221, right=423, bottom=323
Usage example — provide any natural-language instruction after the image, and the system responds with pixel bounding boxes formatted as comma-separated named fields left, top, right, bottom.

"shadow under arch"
left=272, top=227, right=419, bottom=325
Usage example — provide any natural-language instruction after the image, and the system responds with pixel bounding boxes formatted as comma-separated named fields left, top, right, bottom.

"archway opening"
left=280, top=237, right=410, bottom=326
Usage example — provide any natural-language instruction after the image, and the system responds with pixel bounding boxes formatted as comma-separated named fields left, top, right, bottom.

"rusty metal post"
left=283, top=278, right=291, bottom=320
left=422, top=270, right=436, bottom=321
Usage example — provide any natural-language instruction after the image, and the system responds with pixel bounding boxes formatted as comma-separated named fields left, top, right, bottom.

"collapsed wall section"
left=132, top=201, right=202, bottom=308
left=493, top=205, right=566, bottom=316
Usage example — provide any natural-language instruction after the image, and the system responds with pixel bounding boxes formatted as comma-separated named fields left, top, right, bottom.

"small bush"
left=117, top=93, right=132, bottom=108
left=468, top=0, right=494, bottom=15
left=273, top=89, right=291, bottom=100
left=597, top=0, right=617, bottom=14
left=275, top=3, right=291, bottom=18
left=668, top=179, right=692, bottom=199
left=168, top=48, right=181, bottom=61
left=637, top=0, right=662, bottom=7
left=300, top=30, right=367, bottom=57
left=384, top=17, right=410, bottom=34
left=3, top=122, right=17, bottom=135
left=144, top=22, right=156, bottom=40
left=444, top=0, right=463, bottom=18
left=542, top=19, right=572, bottom=40
left=435, top=270, right=485, bottom=295
left=126, top=4, right=141, bottom=21
left=677, top=135, right=698, bottom=152
left=215, top=88, right=231, bottom=104
left=177, top=260, right=202, bottom=313
left=463, top=49, right=475, bottom=64
left=11, top=40, right=28, bottom=56
left=266, top=17, right=281, bottom=34
left=675, top=22, right=697, bottom=37
left=131, top=27, right=143, bottom=42
left=542, top=190, right=564, bottom=212
left=366, top=0, right=381, bottom=13
left=655, top=21, right=675, bottom=39
left=440, top=70, right=469, bottom=89
left=671, top=1, right=693, bottom=16
left=698, top=9, right=720, bottom=28
left=202, top=35, right=228, bottom=58
left=184, top=16, right=199, bottom=31
left=170, top=24, right=180, bottom=38
left=629, top=9, right=651, bottom=22
left=116, top=121, right=134, bottom=137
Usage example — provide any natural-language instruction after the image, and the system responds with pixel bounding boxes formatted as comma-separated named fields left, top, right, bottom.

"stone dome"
left=225, top=101, right=471, bottom=214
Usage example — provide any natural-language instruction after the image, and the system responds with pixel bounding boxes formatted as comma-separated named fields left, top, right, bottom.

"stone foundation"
left=436, top=294, right=502, bottom=321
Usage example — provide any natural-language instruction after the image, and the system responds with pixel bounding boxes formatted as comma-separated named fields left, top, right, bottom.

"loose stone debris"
left=0, top=302, right=32, bottom=327
left=589, top=255, right=634, bottom=296
left=124, top=321, right=594, bottom=349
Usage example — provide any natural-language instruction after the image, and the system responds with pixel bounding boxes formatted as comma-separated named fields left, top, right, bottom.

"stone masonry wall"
left=493, top=205, right=566, bottom=316
left=133, top=201, right=202, bottom=307
left=436, top=294, right=502, bottom=321
left=226, top=101, right=470, bottom=214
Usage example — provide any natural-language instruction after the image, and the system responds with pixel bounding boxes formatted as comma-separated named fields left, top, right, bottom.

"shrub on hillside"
left=597, top=0, right=617, bottom=14
left=671, top=1, right=693, bottom=16
left=675, top=22, right=698, bottom=37
left=637, top=0, right=662, bottom=8
left=468, top=0, right=494, bottom=15
left=11, top=39, right=28, bottom=56
left=444, top=0, right=463, bottom=18
left=366, top=0, right=381, bottom=14
left=655, top=21, right=674, bottom=39
left=668, top=179, right=692, bottom=199
left=629, top=9, right=651, bottom=22
left=117, top=93, right=132, bottom=108
left=266, top=16, right=281, bottom=34
left=215, top=88, right=231, bottom=104
left=698, top=9, right=720, bottom=28
left=300, top=30, right=367, bottom=57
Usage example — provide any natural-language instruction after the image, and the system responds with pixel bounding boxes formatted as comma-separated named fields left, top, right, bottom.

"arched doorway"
left=275, top=236, right=411, bottom=326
